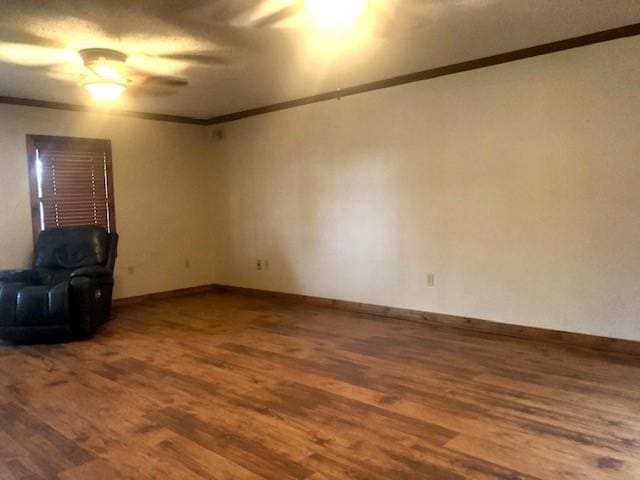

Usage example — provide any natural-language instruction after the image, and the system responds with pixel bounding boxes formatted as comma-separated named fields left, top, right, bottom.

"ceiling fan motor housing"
left=79, top=48, right=128, bottom=67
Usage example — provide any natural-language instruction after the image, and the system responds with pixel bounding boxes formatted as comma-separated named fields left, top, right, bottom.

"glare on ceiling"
left=305, top=0, right=368, bottom=29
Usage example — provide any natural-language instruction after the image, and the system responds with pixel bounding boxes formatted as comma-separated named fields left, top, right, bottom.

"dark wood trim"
left=114, top=283, right=640, bottom=356
left=2, top=24, right=639, bottom=126
left=27, top=134, right=111, bottom=153
left=25, top=134, right=117, bottom=244
left=113, top=284, right=220, bottom=307
left=0, top=96, right=208, bottom=125
left=206, top=22, right=640, bottom=125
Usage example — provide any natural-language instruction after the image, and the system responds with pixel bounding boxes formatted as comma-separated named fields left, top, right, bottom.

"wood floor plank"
left=446, top=433, right=636, bottom=480
left=0, top=403, right=93, bottom=478
left=155, top=434, right=265, bottom=480
left=148, top=407, right=313, bottom=480
left=0, top=291, right=638, bottom=478
left=210, top=332, right=640, bottom=441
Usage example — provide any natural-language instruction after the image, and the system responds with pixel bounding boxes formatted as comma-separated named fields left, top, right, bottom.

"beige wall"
left=207, top=36, right=640, bottom=341
left=0, top=105, right=212, bottom=298
left=1, top=37, right=638, bottom=341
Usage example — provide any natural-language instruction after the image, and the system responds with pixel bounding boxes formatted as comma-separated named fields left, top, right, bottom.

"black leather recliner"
left=0, top=226, right=118, bottom=344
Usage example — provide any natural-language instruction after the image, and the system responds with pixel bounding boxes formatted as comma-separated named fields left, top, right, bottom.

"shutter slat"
left=42, top=188, right=105, bottom=195
left=42, top=169, right=97, bottom=175
left=42, top=206, right=108, bottom=214
left=41, top=194, right=108, bottom=201
left=43, top=152, right=107, bottom=158
left=44, top=213, right=108, bottom=222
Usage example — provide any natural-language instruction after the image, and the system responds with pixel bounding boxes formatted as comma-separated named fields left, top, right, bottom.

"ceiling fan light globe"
left=83, top=80, right=126, bottom=101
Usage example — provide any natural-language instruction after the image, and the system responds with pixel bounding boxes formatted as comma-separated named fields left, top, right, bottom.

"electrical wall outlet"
left=427, top=272, right=435, bottom=287
left=185, top=259, right=191, bottom=269
left=256, top=259, right=262, bottom=271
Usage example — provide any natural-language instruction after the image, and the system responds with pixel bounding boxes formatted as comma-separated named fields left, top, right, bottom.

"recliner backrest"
left=33, top=226, right=115, bottom=270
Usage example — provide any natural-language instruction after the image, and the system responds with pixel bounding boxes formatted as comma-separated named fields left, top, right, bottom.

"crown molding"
left=205, top=22, right=640, bottom=125
left=0, top=96, right=208, bottom=125
left=1, top=23, right=639, bottom=127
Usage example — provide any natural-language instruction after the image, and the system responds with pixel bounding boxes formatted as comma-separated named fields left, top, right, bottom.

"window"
left=26, top=135, right=116, bottom=242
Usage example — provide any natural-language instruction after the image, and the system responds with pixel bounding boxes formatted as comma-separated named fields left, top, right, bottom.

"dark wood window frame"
left=26, top=134, right=116, bottom=245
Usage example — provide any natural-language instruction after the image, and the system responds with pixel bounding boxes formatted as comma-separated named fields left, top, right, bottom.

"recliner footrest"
left=0, top=282, right=72, bottom=343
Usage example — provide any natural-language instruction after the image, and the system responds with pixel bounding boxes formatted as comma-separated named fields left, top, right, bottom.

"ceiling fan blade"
left=0, top=42, right=75, bottom=67
left=252, top=3, right=303, bottom=28
left=4, top=30, right=65, bottom=49
left=152, top=51, right=230, bottom=66
left=127, top=86, right=180, bottom=97
left=0, top=59, right=62, bottom=70
left=140, top=75, right=189, bottom=87
left=128, top=68, right=189, bottom=88
left=127, top=75, right=188, bottom=97
left=0, top=60, right=83, bottom=86
left=145, top=75, right=189, bottom=87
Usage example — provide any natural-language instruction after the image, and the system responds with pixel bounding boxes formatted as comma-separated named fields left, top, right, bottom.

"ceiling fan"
left=0, top=33, right=232, bottom=102
left=78, top=48, right=190, bottom=101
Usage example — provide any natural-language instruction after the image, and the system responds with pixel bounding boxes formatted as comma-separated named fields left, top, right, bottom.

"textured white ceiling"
left=0, top=0, right=639, bottom=118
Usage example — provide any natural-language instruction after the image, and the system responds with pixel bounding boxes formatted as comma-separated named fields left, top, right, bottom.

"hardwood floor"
left=0, top=291, right=639, bottom=479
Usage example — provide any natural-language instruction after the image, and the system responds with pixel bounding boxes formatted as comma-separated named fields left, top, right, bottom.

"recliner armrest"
left=0, top=269, right=39, bottom=284
left=70, top=266, right=113, bottom=280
